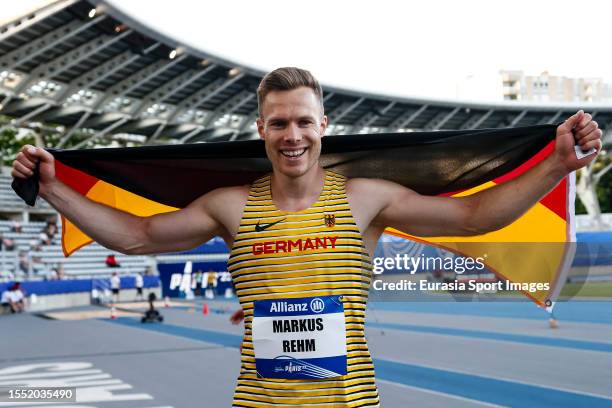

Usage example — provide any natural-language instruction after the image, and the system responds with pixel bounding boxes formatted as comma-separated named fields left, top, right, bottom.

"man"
left=194, top=269, right=203, bottom=297
left=11, top=67, right=602, bottom=407
left=135, top=271, right=144, bottom=302
left=203, top=269, right=217, bottom=299
left=110, top=271, right=120, bottom=304
left=1, top=283, right=25, bottom=313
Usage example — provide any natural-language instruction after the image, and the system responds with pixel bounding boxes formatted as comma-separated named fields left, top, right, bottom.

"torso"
left=225, top=170, right=380, bottom=407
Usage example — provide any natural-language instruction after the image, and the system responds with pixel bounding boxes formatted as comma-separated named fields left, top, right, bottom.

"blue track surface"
left=375, top=359, right=612, bottom=408
left=367, top=321, right=612, bottom=353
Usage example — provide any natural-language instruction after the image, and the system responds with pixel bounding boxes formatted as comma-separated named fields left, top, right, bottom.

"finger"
left=21, top=146, right=41, bottom=164
left=580, top=139, right=601, bottom=152
left=578, top=130, right=602, bottom=146
left=575, top=121, right=598, bottom=139
left=24, top=145, right=53, bottom=163
left=11, top=167, right=29, bottom=179
left=559, top=110, right=584, bottom=133
left=15, top=152, right=36, bottom=169
left=575, top=113, right=592, bottom=130
left=13, top=160, right=34, bottom=176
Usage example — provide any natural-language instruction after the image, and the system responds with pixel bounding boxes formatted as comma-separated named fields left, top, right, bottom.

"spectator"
left=135, top=272, right=144, bottom=301
left=204, top=270, right=217, bottom=300
left=0, top=234, right=15, bottom=251
left=54, top=263, right=65, bottom=280
left=31, top=253, right=45, bottom=275
left=10, top=221, right=22, bottom=233
left=194, top=270, right=203, bottom=296
left=18, top=250, right=30, bottom=275
left=110, top=271, right=120, bottom=303
left=47, top=217, right=58, bottom=228
left=44, top=220, right=57, bottom=239
left=105, top=254, right=120, bottom=268
left=38, top=231, right=52, bottom=246
left=1, top=283, right=25, bottom=313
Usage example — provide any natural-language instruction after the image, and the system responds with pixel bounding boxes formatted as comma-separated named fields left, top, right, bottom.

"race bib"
left=252, top=295, right=347, bottom=379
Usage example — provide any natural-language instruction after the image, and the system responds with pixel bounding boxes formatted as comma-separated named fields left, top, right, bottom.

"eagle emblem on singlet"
left=324, top=213, right=335, bottom=228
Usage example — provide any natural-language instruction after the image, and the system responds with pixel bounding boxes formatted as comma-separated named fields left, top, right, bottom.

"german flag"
left=12, top=124, right=572, bottom=305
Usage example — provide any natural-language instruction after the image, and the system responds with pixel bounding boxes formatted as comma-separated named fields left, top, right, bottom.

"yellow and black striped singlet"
left=228, top=170, right=380, bottom=407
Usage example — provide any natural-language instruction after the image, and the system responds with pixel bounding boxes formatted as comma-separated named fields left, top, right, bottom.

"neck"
left=271, top=166, right=325, bottom=212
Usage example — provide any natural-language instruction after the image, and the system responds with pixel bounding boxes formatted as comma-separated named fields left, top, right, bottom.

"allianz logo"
left=269, top=298, right=325, bottom=313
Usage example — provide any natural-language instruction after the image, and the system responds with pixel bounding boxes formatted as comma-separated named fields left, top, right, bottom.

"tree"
left=0, top=117, right=35, bottom=166
left=0, top=114, right=108, bottom=166
left=575, top=150, right=612, bottom=227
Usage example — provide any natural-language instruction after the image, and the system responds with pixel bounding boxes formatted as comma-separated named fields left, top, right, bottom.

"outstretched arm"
left=12, top=145, right=229, bottom=255
left=366, top=111, right=602, bottom=237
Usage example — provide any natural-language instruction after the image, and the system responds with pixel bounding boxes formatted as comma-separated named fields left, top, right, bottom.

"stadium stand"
left=0, top=172, right=54, bottom=216
left=0, top=0, right=611, bottom=145
left=0, top=219, right=149, bottom=279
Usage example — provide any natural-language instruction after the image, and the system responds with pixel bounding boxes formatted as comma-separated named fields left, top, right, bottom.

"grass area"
left=428, top=281, right=612, bottom=299
left=559, top=281, right=612, bottom=298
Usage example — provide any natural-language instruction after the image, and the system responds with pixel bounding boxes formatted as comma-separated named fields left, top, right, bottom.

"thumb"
left=25, top=145, right=53, bottom=163
left=559, top=110, right=584, bottom=133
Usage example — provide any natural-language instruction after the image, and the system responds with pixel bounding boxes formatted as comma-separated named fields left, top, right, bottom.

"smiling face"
left=257, top=86, right=327, bottom=179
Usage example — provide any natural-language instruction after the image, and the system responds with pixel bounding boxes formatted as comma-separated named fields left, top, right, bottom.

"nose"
left=283, top=122, right=302, bottom=143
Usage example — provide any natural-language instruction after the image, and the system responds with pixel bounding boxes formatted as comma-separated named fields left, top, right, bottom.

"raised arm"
left=11, top=145, right=241, bottom=255
left=359, top=111, right=602, bottom=237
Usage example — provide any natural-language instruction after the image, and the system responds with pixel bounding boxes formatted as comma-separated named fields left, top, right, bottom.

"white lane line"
left=376, top=378, right=504, bottom=407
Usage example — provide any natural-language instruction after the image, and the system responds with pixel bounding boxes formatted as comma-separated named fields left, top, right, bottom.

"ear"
left=319, top=115, right=328, bottom=137
left=256, top=117, right=265, bottom=140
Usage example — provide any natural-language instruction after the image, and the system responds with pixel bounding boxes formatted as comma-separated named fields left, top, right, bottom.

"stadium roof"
left=1, top=0, right=611, bottom=147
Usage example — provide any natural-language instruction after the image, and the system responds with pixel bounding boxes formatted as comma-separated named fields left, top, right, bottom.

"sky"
left=3, top=0, right=612, bottom=102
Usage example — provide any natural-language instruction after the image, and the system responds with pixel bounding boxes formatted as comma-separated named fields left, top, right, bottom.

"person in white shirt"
left=1, top=283, right=25, bottom=313
left=135, top=272, right=144, bottom=302
left=110, top=272, right=120, bottom=304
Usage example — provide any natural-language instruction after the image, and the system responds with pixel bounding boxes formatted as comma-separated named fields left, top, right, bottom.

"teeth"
left=281, top=148, right=306, bottom=157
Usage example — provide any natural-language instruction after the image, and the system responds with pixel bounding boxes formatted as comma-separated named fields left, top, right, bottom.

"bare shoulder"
left=194, top=184, right=249, bottom=216
left=203, top=184, right=250, bottom=204
left=345, top=178, right=396, bottom=231
left=194, top=184, right=249, bottom=241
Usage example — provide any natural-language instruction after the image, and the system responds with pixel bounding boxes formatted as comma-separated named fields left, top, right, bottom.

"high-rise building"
left=500, top=70, right=612, bottom=103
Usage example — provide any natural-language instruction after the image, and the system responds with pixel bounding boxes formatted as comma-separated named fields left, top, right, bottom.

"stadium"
left=1, top=1, right=611, bottom=407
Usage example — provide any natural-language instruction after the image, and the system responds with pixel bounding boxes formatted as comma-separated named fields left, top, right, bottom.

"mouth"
left=280, top=147, right=308, bottom=158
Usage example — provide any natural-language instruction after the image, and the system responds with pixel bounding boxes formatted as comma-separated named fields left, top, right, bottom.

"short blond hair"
left=257, top=67, right=324, bottom=117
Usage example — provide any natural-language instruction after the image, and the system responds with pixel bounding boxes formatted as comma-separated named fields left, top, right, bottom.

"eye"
left=269, top=121, right=285, bottom=129
left=299, top=120, right=314, bottom=127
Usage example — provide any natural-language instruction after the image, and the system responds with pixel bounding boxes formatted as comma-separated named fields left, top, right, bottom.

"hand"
left=554, top=111, right=603, bottom=173
left=11, top=145, right=57, bottom=195
left=229, top=308, right=244, bottom=325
